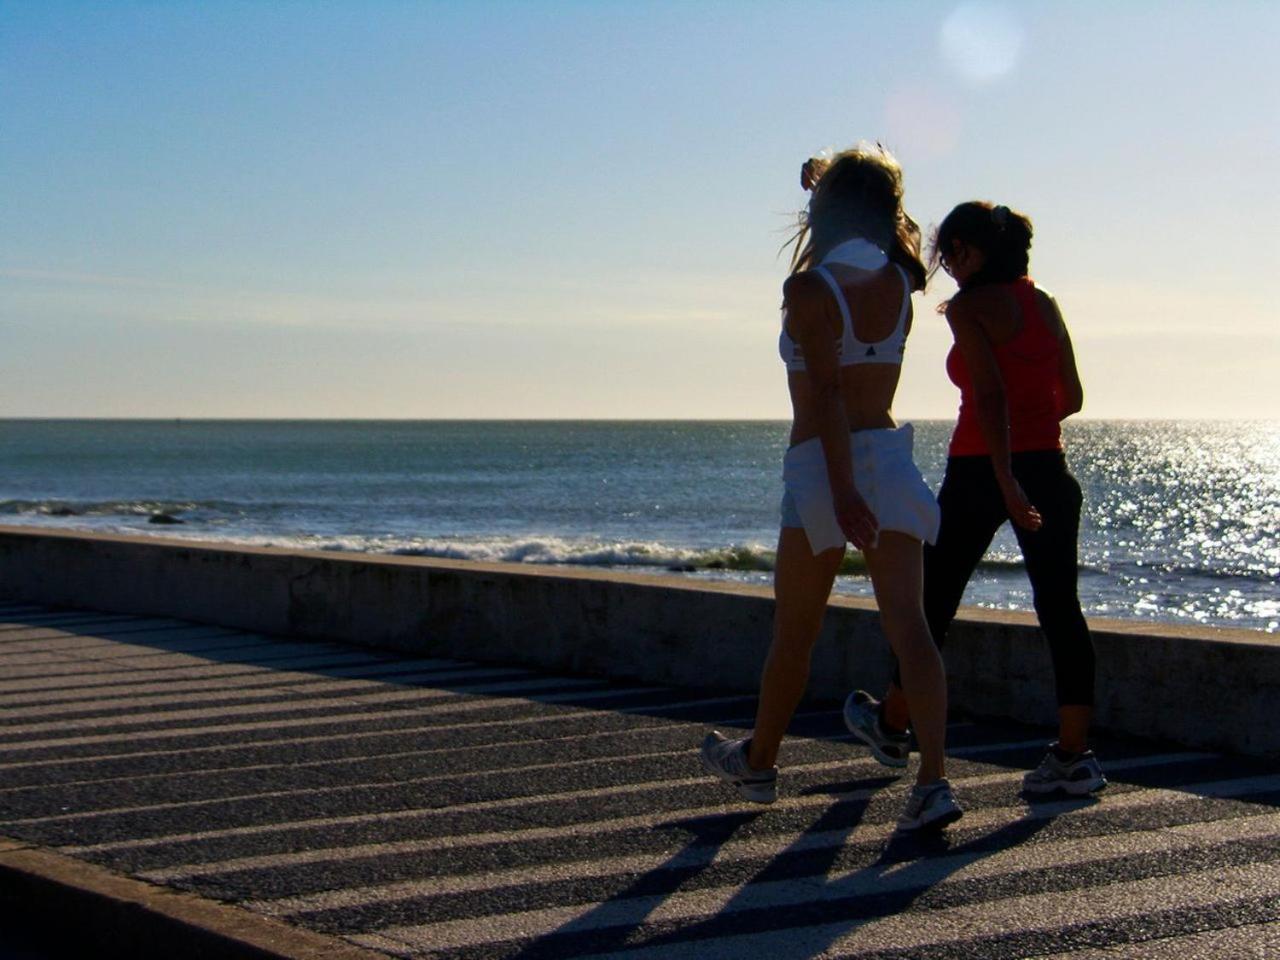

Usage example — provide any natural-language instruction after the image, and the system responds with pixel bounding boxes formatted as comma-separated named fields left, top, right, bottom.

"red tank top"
left=946, top=278, right=1064, bottom=457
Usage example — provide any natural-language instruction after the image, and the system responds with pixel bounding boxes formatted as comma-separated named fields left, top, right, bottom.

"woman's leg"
left=864, top=531, right=948, bottom=785
left=882, top=458, right=1006, bottom=732
left=747, top=526, right=845, bottom=771
left=1012, top=453, right=1095, bottom=753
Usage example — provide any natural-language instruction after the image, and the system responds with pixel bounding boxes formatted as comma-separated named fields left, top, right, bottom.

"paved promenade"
left=2, top=601, right=1279, bottom=958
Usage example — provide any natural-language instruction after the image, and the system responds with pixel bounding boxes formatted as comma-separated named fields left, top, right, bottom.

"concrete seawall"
left=2, top=524, right=1277, bottom=756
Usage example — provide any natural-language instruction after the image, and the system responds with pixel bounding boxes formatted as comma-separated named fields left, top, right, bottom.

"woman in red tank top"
left=843, top=202, right=1107, bottom=798
left=945, top=274, right=1066, bottom=459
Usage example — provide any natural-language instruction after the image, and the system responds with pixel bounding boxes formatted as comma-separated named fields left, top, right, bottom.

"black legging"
left=902, top=450, right=1095, bottom=707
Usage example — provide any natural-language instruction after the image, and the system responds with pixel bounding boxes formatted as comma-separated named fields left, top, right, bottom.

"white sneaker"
left=896, top=779, right=963, bottom=833
left=843, top=690, right=911, bottom=768
left=1022, top=745, right=1107, bottom=796
left=700, top=731, right=778, bottom=804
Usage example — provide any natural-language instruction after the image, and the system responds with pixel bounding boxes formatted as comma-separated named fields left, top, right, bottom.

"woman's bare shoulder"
left=944, top=286, right=1001, bottom=323
left=781, top=271, right=834, bottom=331
left=782, top=270, right=828, bottom=306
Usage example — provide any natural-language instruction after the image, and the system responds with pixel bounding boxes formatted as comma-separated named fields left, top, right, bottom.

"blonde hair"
left=786, top=143, right=927, bottom=292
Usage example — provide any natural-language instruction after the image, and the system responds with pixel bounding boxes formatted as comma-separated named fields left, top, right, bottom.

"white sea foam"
left=344, top=535, right=778, bottom=573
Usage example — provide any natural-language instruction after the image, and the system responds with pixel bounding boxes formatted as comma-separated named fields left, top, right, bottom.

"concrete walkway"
left=1, top=602, right=1279, bottom=959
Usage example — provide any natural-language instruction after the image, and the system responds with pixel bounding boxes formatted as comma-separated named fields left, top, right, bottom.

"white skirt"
left=781, top=423, right=941, bottom=555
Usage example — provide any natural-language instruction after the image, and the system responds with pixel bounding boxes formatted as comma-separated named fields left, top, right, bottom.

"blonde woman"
left=701, top=146, right=960, bottom=832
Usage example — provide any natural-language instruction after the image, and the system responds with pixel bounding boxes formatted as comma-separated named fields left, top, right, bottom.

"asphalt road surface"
left=2, top=601, right=1279, bottom=958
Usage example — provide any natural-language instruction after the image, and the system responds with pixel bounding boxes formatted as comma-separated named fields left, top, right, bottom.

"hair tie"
left=992, top=205, right=1010, bottom=230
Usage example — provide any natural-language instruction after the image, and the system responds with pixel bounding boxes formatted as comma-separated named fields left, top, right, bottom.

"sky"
left=1, top=1, right=1277, bottom=420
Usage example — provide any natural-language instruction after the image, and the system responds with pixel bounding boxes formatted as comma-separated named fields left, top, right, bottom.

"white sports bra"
left=778, top=237, right=911, bottom=372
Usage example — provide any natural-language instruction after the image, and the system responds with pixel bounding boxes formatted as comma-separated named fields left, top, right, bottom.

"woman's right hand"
left=834, top=483, right=879, bottom=551
left=999, top=475, right=1043, bottom=531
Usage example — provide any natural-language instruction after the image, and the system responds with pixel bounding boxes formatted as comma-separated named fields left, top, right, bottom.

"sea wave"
left=389, top=537, right=797, bottom=573
left=245, top=534, right=1062, bottom=577
left=10, top=509, right=1274, bottom=584
left=0, top=512, right=1023, bottom=578
left=0, top=498, right=231, bottom=518
left=150, top=531, right=851, bottom=574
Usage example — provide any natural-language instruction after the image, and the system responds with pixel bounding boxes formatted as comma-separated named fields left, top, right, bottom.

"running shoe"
left=1022, top=744, right=1107, bottom=796
left=843, top=690, right=911, bottom=768
left=700, top=731, right=778, bottom=804
left=896, top=779, right=963, bottom=833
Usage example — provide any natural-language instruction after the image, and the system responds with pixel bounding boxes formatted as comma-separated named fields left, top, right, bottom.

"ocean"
left=1, top=419, right=1276, bottom=633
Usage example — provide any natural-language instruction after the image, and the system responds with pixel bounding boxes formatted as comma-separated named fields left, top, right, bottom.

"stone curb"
left=0, top=836, right=389, bottom=960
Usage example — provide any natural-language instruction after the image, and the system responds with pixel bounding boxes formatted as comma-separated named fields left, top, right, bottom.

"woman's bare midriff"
left=784, top=264, right=908, bottom=447
left=787, top=365, right=901, bottom=447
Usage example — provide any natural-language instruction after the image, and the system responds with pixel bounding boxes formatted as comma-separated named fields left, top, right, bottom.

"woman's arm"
left=947, top=293, right=1042, bottom=531
left=784, top=273, right=878, bottom=550
left=1042, top=293, right=1084, bottom=419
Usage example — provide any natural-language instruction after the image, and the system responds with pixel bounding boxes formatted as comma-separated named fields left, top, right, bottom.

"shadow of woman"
left=500, top=807, right=765, bottom=960
left=549, top=785, right=1096, bottom=960
left=497, top=771, right=896, bottom=959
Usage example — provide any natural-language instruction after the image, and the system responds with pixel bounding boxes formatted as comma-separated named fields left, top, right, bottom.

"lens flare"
left=884, top=83, right=963, bottom=159
left=940, top=2, right=1025, bottom=84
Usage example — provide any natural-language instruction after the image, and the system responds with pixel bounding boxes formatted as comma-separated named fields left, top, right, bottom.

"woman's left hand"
left=834, top=484, right=879, bottom=550
left=999, top=476, right=1043, bottom=531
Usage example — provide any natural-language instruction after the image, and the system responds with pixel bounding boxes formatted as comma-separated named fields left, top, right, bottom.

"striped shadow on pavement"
left=2, top=603, right=1279, bottom=959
